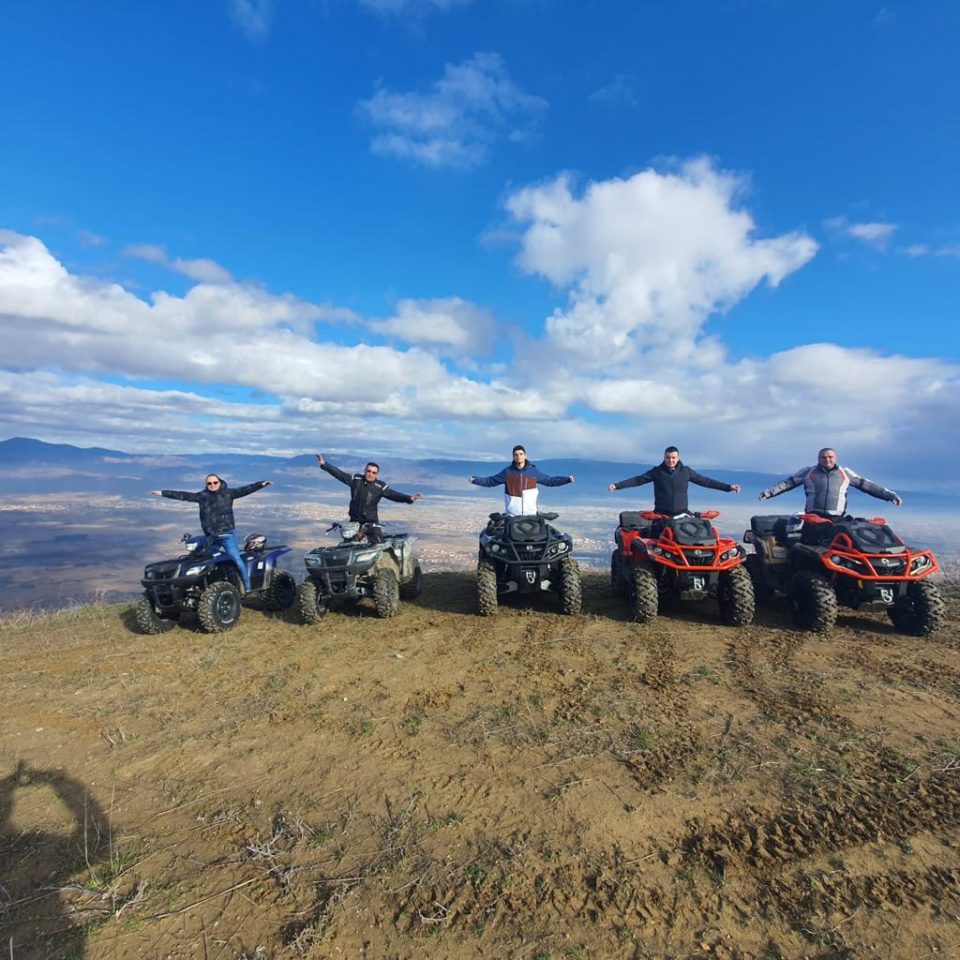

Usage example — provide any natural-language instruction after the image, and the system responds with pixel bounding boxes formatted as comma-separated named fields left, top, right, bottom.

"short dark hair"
left=512, top=445, right=526, bottom=455
left=664, top=446, right=679, bottom=456
left=365, top=462, right=380, bottom=472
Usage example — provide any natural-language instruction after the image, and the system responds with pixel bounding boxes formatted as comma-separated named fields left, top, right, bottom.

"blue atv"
left=136, top=532, right=296, bottom=634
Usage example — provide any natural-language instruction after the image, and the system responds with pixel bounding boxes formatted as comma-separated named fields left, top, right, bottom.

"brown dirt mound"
left=1, top=573, right=959, bottom=959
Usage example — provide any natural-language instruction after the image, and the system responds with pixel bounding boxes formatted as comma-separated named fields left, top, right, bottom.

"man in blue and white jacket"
left=758, top=447, right=903, bottom=516
left=468, top=445, right=574, bottom=516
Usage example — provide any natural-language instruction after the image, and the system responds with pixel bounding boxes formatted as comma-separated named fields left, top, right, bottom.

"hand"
left=730, top=484, right=741, bottom=493
left=608, top=483, right=616, bottom=492
left=468, top=475, right=476, bottom=483
left=758, top=491, right=769, bottom=500
left=315, top=453, right=325, bottom=465
left=567, top=475, right=575, bottom=483
left=411, top=493, right=422, bottom=502
left=262, top=480, right=272, bottom=487
left=893, top=495, right=903, bottom=506
left=150, top=490, right=162, bottom=497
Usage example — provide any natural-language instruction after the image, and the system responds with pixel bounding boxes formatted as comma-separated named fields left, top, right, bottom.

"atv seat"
left=751, top=515, right=804, bottom=546
left=619, top=511, right=648, bottom=531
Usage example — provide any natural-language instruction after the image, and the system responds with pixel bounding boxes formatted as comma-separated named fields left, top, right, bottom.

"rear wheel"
left=197, top=581, right=242, bottom=633
left=558, top=556, right=582, bottom=615
left=399, top=564, right=423, bottom=600
left=610, top=550, right=627, bottom=598
left=790, top=570, right=837, bottom=633
left=477, top=559, right=498, bottom=617
left=373, top=567, right=400, bottom=619
left=134, top=594, right=177, bottom=635
left=630, top=566, right=658, bottom=624
left=888, top=580, right=945, bottom=637
left=298, top=580, right=327, bottom=624
left=264, top=571, right=297, bottom=611
left=718, top=565, right=756, bottom=626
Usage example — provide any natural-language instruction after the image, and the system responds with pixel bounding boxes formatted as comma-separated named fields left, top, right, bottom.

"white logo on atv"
left=525, top=571, right=537, bottom=584
left=691, top=576, right=706, bottom=591
left=879, top=587, right=894, bottom=604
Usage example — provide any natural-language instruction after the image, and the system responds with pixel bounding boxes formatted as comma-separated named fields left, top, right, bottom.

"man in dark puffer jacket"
left=609, top=446, right=740, bottom=515
left=151, top=474, right=272, bottom=593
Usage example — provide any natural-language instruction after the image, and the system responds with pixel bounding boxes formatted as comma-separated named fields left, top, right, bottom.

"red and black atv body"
left=745, top=513, right=944, bottom=635
left=611, top=510, right=755, bottom=625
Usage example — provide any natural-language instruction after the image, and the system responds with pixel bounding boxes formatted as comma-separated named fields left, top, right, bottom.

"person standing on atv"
left=315, top=454, right=421, bottom=542
left=468, top=445, right=574, bottom=516
left=150, top=475, right=272, bottom=593
left=608, top=446, right=740, bottom=515
left=758, top=447, right=902, bottom=516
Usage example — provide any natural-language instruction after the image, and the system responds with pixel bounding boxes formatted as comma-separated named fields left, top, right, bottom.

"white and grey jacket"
left=760, top=464, right=898, bottom=516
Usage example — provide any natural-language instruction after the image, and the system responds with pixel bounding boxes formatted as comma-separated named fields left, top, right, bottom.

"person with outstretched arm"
left=468, top=444, right=574, bottom=516
left=608, top=446, right=740, bottom=515
left=150, top=474, right=272, bottom=594
left=758, top=447, right=902, bottom=516
left=315, top=454, right=421, bottom=541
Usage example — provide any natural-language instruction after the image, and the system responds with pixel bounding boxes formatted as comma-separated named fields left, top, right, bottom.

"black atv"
left=745, top=513, right=944, bottom=635
left=476, top=511, right=581, bottom=616
left=136, top=532, right=296, bottom=634
left=298, top=521, right=422, bottom=622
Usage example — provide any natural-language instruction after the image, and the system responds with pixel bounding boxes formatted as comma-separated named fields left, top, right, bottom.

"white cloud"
left=369, top=297, right=498, bottom=355
left=506, top=159, right=817, bottom=367
left=123, top=243, right=167, bottom=264
left=124, top=243, right=234, bottom=283
left=357, top=53, right=547, bottom=169
left=228, top=0, right=274, bottom=40
left=588, top=73, right=639, bottom=108
left=825, top=215, right=898, bottom=249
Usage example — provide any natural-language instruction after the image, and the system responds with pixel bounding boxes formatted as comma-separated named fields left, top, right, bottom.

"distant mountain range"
left=3, top=436, right=959, bottom=509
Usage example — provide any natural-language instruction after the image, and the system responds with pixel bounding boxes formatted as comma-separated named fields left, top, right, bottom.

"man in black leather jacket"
left=608, top=446, right=740, bottom=515
left=316, top=454, right=421, bottom=540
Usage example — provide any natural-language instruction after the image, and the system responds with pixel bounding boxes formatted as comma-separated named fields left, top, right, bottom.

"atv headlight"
left=353, top=549, right=380, bottom=564
left=720, top=547, right=741, bottom=562
left=828, top=554, right=868, bottom=574
left=546, top=542, right=569, bottom=559
left=910, top=555, right=932, bottom=574
left=183, top=562, right=213, bottom=577
left=305, top=555, right=321, bottom=568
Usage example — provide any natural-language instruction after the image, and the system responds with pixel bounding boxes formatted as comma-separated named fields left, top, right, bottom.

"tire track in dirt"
left=832, top=643, right=960, bottom=700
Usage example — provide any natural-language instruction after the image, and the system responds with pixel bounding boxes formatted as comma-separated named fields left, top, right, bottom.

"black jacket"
left=160, top=480, right=268, bottom=536
left=320, top=460, right=415, bottom=524
left=613, top=461, right=734, bottom=516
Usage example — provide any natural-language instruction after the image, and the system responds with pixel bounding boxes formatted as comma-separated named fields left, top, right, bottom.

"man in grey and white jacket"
left=758, top=448, right=903, bottom=516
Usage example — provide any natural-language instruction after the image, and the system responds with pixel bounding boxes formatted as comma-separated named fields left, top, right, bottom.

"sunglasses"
left=206, top=480, right=221, bottom=487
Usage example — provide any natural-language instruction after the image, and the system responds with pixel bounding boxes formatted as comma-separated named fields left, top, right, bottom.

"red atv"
left=745, top=513, right=944, bottom=635
left=610, top=510, right=755, bottom=626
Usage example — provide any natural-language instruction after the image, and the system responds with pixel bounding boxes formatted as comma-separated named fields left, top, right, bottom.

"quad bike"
left=137, top=532, right=295, bottom=634
left=298, top=521, right=422, bottom=622
left=610, top=510, right=755, bottom=626
left=476, top=511, right=581, bottom=616
left=745, top=513, right=944, bottom=636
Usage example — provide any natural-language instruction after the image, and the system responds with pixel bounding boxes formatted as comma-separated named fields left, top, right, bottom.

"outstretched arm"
left=758, top=468, right=806, bottom=501
left=317, top=455, right=353, bottom=487
left=382, top=486, right=422, bottom=505
left=469, top=468, right=507, bottom=488
left=610, top=470, right=655, bottom=492
left=231, top=480, right=272, bottom=499
left=528, top=466, right=574, bottom=487
left=689, top=469, right=739, bottom=493
left=844, top=468, right=902, bottom=506
left=151, top=489, right=202, bottom=502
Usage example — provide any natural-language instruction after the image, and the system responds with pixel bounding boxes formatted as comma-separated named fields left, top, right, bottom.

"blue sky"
left=1, top=0, right=958, bottom=488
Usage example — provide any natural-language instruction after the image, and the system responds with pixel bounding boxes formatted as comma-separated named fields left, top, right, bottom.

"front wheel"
left=399, top=564, right=423, bottom=600
left=888, top=580, right=945, bottom=637
left=134, top=594, right=177, bottom=635
left=630, top=566, right=659, bottom=624
left=558, top=556, right=582, bottom=615
left=477, top=559, right=498, bottom=617
left=197, top=581, right=242, bottom=633
left=373, top=567, right=400, bottom=619
left=264, top=570, right=297, bottom=611
left=718, top=565, right=756, bottom=626
left=789, top=570, right=837, bottom=633
left=298, top=580, right=328, bottom=624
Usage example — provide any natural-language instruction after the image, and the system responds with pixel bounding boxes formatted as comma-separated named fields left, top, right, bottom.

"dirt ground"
left=2, top=574, right=960, bottom=960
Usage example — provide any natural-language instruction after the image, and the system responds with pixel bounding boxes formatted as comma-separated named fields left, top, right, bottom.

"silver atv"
left=298, top=521, right=422, bottom=622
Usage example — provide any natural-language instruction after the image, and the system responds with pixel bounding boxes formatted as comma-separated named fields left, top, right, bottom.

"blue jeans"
left=211, top=531, right=250, bottom=591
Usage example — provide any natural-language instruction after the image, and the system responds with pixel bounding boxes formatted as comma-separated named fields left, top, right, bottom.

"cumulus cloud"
left=357, top=53, right=547, bottom=169
left=369, top=297, right=498, bottom=356
left=506, top=158, right=817, bottom=367
left=228, top=0, right=274, bottom=40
